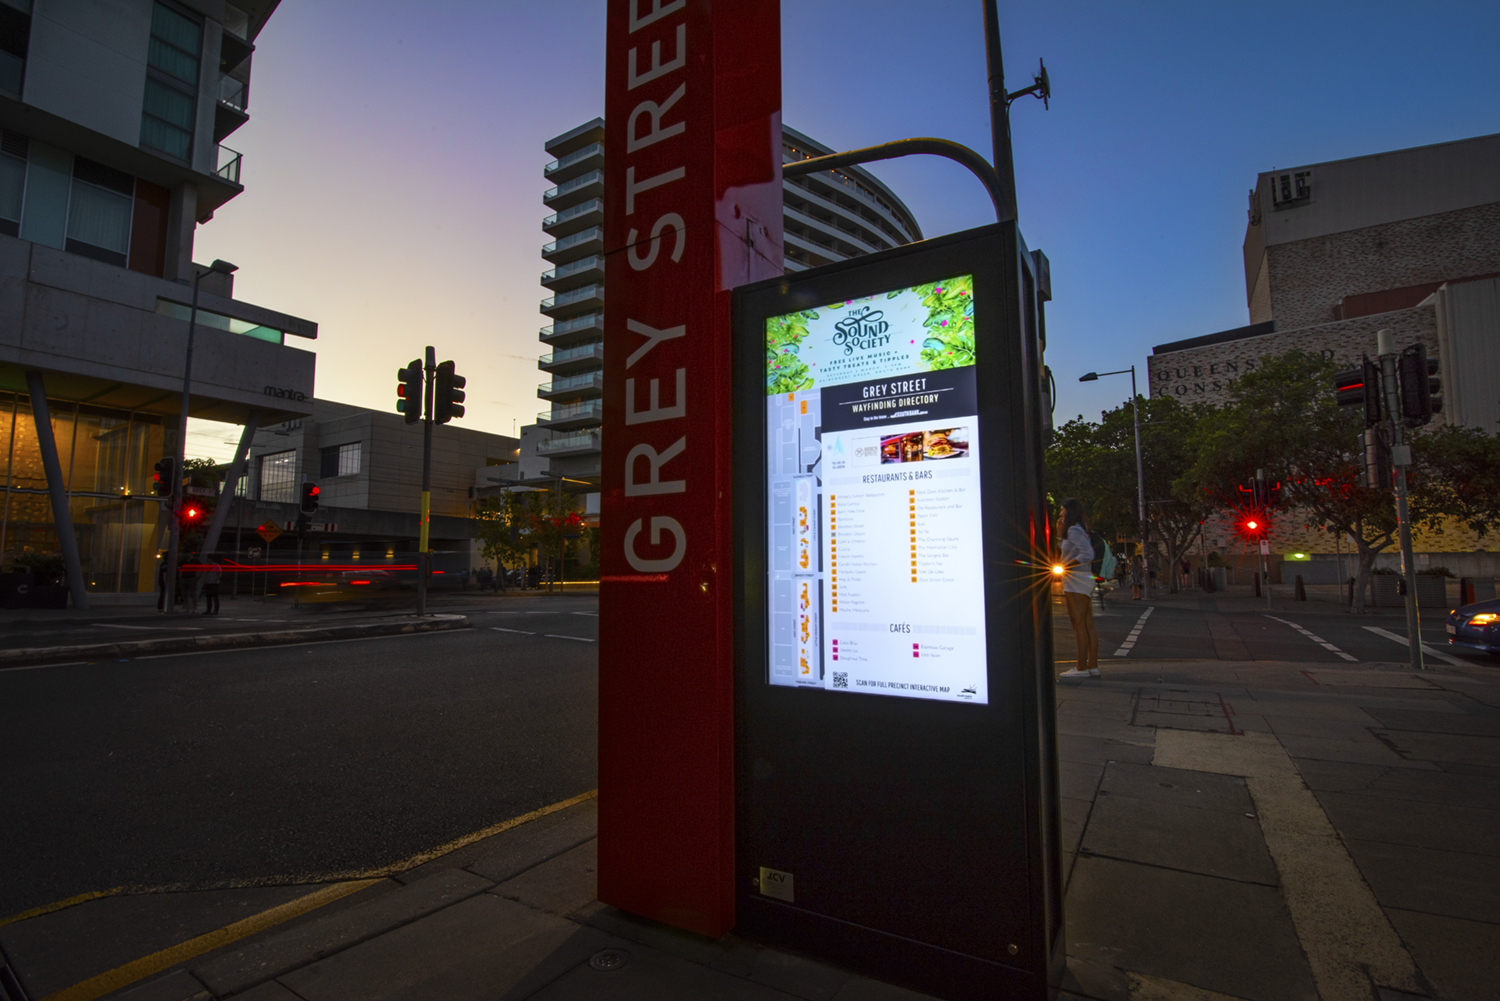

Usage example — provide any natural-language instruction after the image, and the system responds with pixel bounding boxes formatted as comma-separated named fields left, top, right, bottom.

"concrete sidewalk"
left=5, top=657, right=1497, bottom=1001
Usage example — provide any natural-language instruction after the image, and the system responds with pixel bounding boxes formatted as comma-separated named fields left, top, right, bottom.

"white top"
left=1060, top=524, right=1095, bottom=595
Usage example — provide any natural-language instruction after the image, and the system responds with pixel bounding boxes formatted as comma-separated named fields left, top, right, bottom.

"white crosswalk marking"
left=1265, top=615, right=1358, bottom=661
left=1361, top=625, right=1466, bottom=666
left=1112, top=606, right=1154, bottom=657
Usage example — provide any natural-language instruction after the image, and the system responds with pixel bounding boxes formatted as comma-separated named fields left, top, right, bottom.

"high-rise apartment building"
left=521, top=119, right=924, bottom=491
left=0, top=1, right=316, bottom=602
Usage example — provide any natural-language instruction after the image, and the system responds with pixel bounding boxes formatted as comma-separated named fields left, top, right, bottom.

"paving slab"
left=1374, top=729, right=1500, bottom=768
left=1081, top=794, right=1277, bottom=885
left=574, top=903, right=731, bottom=968
left=1056, top=733, right=1155, bottom=767
left=1314, top=789, right=1500, bottom=856
left=1295, top=758, right=1500, bottom=807
left=1059, top=759, right=1104, bottom=800
left=1059, top=796, right=1091, bottom=856
left=1277, top=733, right=1438, bottom=769
left=231, top=982, right=304, bottom=1001
left=828, top=975, right=942, bottom=1000
left=1262, top=715, right=1382, bottom=740
left=192, top=869, right=493, bottom=996
left=1385, top=908, right=1500, bottom=1001
left=709, top=938, right=853, bottom=1000
left=278, top=893, right=614, bottom=1001
left=526, top=936, right=806, bottom=1001
left=1098, top=762, right=1255, bottom=815
left=0, top=884, right=311, bottom=1000
left=1343, top=839, right=1500, bottom=924
left=1055, top=715, right=1147, bottom=742
left=1057, top=699, right=1134, bottom=722
left=1065, top=855, right=1317, bottom=1001
left=492, top=838, right=598, bottom=917
left=113, top=970, right=210, bottom=1000
left=1361, top=706, right=1500, bottom=737
left=463, top=799, right=599, bottom=884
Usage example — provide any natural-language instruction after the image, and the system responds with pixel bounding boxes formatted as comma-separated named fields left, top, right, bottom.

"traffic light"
left=434, top=360, right=466, bottom=424
left=180, top=502, right=203, bottom=526
left=1238, top=511, right=1269, bottom=542
left=1361, top=427, right=1391, bottom=490
left=1397, top=344, right=1441, bottom=427
left=397, top=359, right=423, bottom=424
left=300, top=481, right=321, bottom=514
left=1334, top=356, right=1382, bottom=427
left=153, top=456, right=176, bottom=496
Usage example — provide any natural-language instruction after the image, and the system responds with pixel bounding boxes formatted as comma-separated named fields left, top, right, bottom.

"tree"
left=1186, top=350, right=1437, bottom=613
left=472, top=488, right=590, bottom=588
left=1047, top=396, right=1213, bottom=593
left=1413, top=423, right=1500, bottom=540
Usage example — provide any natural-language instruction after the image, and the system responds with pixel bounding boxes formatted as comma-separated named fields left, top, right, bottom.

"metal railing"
left=537, top=430, right=602, bottom=454
left=538, top=372, right=604, bottom=395
left=538, top=401, right=604, bottom=424
left=539, top=342, right=604, bottom=367
left=543, top=170, right=603, bottom=203
left=541, top=255, right=603, bottom=284
left=543, top=198, right=602, bottom=230
left=216, top=145, right=242, bottom=185
left=542, top=227, right=602, bottom=258
left=540, top=284, right=603, bottom=312
left=218, top=75, right=247, bottom=112
left=540, top=313, right=604, bottom=340
left=543, top=142, right=603, bottom=177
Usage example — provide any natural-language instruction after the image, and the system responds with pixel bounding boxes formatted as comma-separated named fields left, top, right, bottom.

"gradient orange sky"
left=186, top=0, right=1500, bottom=461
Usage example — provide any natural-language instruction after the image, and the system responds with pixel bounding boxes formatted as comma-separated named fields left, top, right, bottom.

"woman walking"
left=1129, top=555, right=1144, bottom=600
left=1057, top=498, right=1100, bottom=679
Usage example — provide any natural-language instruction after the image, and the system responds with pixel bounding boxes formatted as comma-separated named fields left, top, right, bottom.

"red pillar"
left=598, top=0, right=783, bottom=938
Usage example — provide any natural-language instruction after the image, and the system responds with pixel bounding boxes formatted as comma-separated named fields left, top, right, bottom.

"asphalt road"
left=0, top=595, right=600, bottom=919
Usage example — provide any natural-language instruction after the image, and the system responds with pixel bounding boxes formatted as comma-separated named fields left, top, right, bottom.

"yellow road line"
left=24, top=789, right=600, bottom=1001
left=37, top=879, right=381, bottom=1001
left=0, top=889, right=125, bottom=930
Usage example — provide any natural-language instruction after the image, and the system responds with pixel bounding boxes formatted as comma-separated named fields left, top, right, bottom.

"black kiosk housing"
left=732, top=223, right=1061, bottom=1000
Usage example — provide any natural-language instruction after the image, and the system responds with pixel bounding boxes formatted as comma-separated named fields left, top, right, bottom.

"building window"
left=0, top=0, right=30, bottom=96
left=320, top=442, right=360, bottom=479
left=0, top=129, right=25, bottom=237
left=66, top=157, right=134, bottom=266
left=259, top=449, right=296, bottom=503
left=140, top=3, right=200, bottom=161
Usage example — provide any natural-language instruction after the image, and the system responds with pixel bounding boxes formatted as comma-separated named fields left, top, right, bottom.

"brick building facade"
left=1149, top=133, right=1500, bottom=573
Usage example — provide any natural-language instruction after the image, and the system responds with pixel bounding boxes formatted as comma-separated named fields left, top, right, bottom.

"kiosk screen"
left=764, top=275, right=989, bottom=704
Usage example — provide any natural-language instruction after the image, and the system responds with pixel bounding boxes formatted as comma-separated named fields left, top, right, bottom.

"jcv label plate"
left=759, top=867, right=794, bottom=902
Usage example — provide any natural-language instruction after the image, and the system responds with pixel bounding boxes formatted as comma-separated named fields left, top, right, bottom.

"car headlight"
left=1468, top=613, right=1498, bottom=626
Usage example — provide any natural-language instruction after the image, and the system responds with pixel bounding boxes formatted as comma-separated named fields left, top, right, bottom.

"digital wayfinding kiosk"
left=733, top=224, right=1063, bottom=1000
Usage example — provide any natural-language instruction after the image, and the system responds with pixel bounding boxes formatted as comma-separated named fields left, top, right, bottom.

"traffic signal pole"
left=1377, top=328, right=1425, bottom=671
left=418, top=345, right=435, bottom=617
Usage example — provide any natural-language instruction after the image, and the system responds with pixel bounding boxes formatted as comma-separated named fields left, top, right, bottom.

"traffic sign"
left=256, top=520, right=282, bottom=543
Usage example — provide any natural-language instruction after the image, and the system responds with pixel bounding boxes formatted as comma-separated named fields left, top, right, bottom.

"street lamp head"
left=1078, top=372, right=1099, bottom=382
left=208, top=259, right=239, bottom=275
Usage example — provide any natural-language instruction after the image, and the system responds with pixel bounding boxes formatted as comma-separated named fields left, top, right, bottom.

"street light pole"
left=1080, top=366, right=1150, bottom=598
left=163, top=259, right=237, bottom=615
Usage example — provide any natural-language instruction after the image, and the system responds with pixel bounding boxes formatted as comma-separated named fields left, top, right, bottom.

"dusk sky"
left=187, top=0, right=1500, bottom=461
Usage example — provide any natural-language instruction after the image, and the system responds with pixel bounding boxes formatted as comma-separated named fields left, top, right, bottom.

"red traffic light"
left=1245, top=519, right=1258, bottom=532
left=308, top=485, right=320, bottom=498
left=183, top=505, right=200, bottom=521
left=1236, top=510, right=1269, bottom=540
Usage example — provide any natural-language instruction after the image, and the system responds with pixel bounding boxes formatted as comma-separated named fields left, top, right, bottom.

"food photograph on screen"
left=764, top=275, right=989, bottom=704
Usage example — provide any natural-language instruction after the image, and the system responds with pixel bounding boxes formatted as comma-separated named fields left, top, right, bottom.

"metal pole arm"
left=782, top=138, right=1010, bottom=224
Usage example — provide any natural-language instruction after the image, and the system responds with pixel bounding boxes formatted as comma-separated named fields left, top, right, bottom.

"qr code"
left=833, top=672, right=848, bottom=689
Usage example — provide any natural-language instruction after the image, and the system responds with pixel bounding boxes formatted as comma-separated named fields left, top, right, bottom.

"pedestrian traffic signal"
left=153, top=457, right=176, bottom=496
left=434, top=360, right=466, bottom=424
left=1361, top=427, right=1391, bottom=491
left=1237, top=510, right=1270, bottom=541
left=300, top=481, right=320, bottom=514
left=1397, top=344, right=1441, bottom=427
left=1334, top=357, right=1382, bottom=427
left=397, top=359, right=423, bottom=424
left=180, top=503, right=203, bottom=525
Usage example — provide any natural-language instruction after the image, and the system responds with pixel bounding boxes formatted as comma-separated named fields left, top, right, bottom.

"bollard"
left=1254, top=571, right=1261, bottom=598
left=1459, top=577, right=1474, bottom=606
left=1295, top=574, right=1307, bottom=601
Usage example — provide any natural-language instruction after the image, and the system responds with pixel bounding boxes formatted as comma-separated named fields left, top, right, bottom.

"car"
left=1446, top=597, right=1500, bottom=655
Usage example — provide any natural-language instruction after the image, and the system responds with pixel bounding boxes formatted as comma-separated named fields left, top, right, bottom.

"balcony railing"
left=540, top=284, right=603, bottom=312
left=216, top=145, right=242, bottom=185
left=539, top=342, right=604, bottom=367
left=543, top=170, right=603, bottom=203
left=539, top=372, right=604, bottom=396
left=218, top=75, right=247, bottom=112
left=542, top=227, right=602, bottom=258
left=540, top=313, right=604, bottom=341
left=543, top=142, right=603, bottom=177
left=541, top=255, right=603, bottom=285
left=538, top=401, right=604, bottom=424
left=543, top=198, right=602, bottom=230
left=537, top=430, right=603, bottom=455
